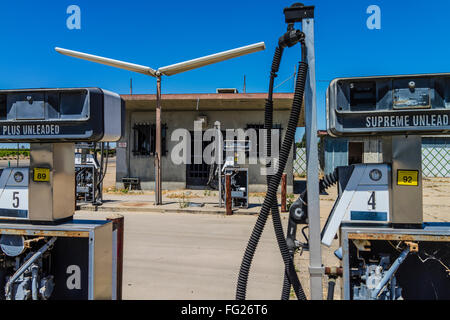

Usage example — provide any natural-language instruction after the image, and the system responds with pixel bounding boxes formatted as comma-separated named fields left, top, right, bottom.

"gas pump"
left=220, top=140, right=249, bottom=209
left=321, top=74, right=450, bottom=300
left=0, top=88, right=124, bottom=299
left=237, top=3, right=449, bottom=301
left=75, top=142, right=110, bottom=206
left=288, top=74, right=450, bottom=300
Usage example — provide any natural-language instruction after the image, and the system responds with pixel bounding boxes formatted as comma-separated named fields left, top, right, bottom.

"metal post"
left=155, top=76, right=162, bottom=205
left=281, top=173, right=287, bottom=212
left=382, top=135, right=423, bottom=226
left=303, top=17, right=323, bottom=300
left=226, top=173, right=232, bottom=215
left=107, top=214, right=124, bottom=300
left=99, top=143, right=104, bottom=204
left=215, top=121, right=223, bottom=208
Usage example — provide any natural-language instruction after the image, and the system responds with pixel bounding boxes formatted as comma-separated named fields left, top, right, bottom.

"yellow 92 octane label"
left=397, top=170, right=419, bottom=186
left=34, top=168, right=50, bottom=182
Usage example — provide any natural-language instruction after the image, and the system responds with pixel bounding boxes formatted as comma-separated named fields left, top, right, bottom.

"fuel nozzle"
left=289, top=194, right=308, bottom=225
left=278, top=29, right=304, bottom=49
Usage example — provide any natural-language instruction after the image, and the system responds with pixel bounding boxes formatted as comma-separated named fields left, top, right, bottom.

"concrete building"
left=323, top=136, right=382, bottom=174
left=115, top=92, right=303, bottom=192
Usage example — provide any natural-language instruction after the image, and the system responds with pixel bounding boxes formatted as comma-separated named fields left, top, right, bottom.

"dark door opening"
left=186, top=131, right=211, bottom=189
left=348, top=142, right=364, bottom=165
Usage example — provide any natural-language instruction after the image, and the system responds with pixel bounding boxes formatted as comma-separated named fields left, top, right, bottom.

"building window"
left=132, top=123, right=167, bottom=156
left=246, top=124, right=282, bottom=158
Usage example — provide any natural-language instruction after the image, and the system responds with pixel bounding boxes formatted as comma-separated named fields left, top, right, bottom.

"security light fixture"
left=55, top=42, right=265, bottom=205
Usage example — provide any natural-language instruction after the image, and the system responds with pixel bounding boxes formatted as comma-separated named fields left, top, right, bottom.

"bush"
left=0, top=149, right=30, bottom=157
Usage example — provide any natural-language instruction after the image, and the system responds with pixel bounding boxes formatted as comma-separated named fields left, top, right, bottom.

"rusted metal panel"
left=0, top=220, right=110, bottom=238
left=0, top=229, right=88, bottom=238
left=281, top=173, right=287, bottom=212
left=226, top=174, right=233, bottom=216
left=324, top=266, right=343, bottom=276
left=348, top=232, right=450, bottom=242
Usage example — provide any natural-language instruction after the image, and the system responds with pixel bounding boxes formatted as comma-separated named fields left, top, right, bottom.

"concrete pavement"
left=75, top=210, right=291, bottom=300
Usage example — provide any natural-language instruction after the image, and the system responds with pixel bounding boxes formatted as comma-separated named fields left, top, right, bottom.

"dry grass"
left=249, top=192, right=267, bottom=198
left=165, top=192, right=198, bottom=199
left=104, top=187, right=152, bottom=195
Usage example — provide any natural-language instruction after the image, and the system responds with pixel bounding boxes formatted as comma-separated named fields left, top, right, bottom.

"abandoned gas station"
left=115, top=91, right=303, bottom=192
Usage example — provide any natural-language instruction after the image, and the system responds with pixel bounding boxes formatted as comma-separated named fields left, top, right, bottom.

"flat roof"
left=121, top=92, right=305, bottom=126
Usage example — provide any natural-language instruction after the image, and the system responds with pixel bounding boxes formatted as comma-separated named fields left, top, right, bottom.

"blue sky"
left=0, top=0, right=449, bottom=144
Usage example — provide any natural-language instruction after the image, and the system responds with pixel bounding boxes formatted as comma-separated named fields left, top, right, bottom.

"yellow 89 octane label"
left=34, top=168, right=50, bottom=182
left=397, top=170, right=419, bottom=186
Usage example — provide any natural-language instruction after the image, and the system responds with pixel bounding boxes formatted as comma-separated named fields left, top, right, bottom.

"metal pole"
left=303, top=17, right=323, bottom=300
left=226, top=173, right=232, bottom=215
left=107, top=214, right=124, bottom=300
left=215, top=121, right=223, bottom=208
left=281, top=173, right=287, bottom=212
left=155, top=76, right=162, bottom=205
left=99, top=143, right=104, bottom=204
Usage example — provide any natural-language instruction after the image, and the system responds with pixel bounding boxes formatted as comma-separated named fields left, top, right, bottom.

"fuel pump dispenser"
left=237, top=3, right=449, bottom=301
left=322, top=74, right=450, bottom=300
left=217, top=140, right=250, bottom=209
left=75, top=142, right=110, bottom=206
left=0, top=88, right=124, bottom=299
left=284, top=74, right=450, bottom=300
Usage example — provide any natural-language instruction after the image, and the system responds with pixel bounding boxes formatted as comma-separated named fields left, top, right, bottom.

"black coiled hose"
left=291, top=170, right=339, bottom=207
left=264, top=46, right=304, bottom=301
left=264, top=46, right=283, bottom=142
left=235, top=56, right=309, bottom=300
left=320, top=170, right=339, bottom=194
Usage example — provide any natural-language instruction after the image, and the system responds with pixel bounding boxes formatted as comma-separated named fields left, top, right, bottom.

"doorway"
left=186, top=131, right=211, bottom=189
left=348, top=142, right=364, bottom=165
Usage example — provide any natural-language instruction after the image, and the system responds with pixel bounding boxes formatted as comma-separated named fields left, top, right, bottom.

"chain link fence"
left=297, top=144, right=450, bottom=178
left=422, top=145, right=450, bottom=178
left=294, top=147, right=307, bottom=177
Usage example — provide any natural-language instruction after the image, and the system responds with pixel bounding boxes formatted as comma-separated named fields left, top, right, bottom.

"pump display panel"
left=327, top=73, right=450, bottom=137
left=0, top=88, right=124, bottom=142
